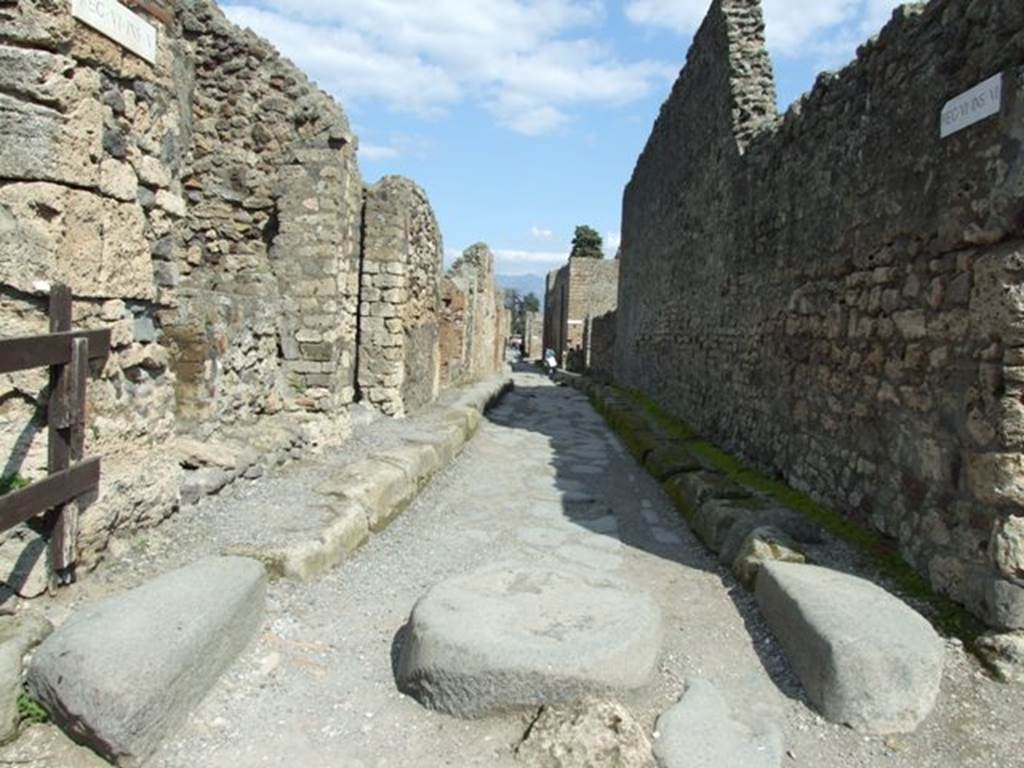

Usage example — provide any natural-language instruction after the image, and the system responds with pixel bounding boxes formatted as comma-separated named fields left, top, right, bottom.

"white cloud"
left=623, top=0, right=904, bottom=62
left=624, top=0, right=709, bottom=36
left=223, top=0, right=673, bottom=135
left=493, top=249, right=568, bottom=275
left=530, top=226, right=555, bottom=241
left=360, top=143, right=401, bottom=161
left=603, top=231, right=621, bottom=257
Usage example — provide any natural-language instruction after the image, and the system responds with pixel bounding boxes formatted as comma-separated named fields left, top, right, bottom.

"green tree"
left=523, top=293, right=540, bottom=313
left=570, top=225, right=603, bottom=259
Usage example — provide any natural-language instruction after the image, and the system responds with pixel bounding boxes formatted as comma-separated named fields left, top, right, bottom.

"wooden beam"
left=0, top=329, right=111, bottom=374
left=0, top=459, right=101, bottom=535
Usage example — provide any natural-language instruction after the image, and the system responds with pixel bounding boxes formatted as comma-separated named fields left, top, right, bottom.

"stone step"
left=755, top=562, right=944, bottom=734
left=396, top=560, right=663, bottom=718
left=654, top=679, right=782, bottom=768
left=27, top=557, right=267, bottom=767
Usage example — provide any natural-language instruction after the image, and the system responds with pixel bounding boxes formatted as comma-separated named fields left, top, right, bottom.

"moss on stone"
left=591, top=381, right=985, bottom=645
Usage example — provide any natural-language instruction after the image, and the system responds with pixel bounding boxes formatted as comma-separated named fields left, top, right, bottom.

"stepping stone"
left=756, top=562, right=943, bottom=734
left=28, top=557, right=266, bottom=766
left=654, top=678, right=781, bottom=768
left=396, top=561, right=662, bottom=717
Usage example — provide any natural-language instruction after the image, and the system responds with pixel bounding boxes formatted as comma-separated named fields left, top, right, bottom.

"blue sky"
left=222, top=0, right=904, bottom=281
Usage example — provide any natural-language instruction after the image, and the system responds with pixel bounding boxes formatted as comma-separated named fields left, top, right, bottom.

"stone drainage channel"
left=0, top=370, right=1020, bottom=767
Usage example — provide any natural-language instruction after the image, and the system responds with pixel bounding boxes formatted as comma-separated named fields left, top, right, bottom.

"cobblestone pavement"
left=5, top=370, right=1020, bottom=767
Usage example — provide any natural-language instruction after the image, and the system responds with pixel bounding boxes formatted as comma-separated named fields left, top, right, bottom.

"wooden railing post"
left=47, top=284, right=79, bottom=585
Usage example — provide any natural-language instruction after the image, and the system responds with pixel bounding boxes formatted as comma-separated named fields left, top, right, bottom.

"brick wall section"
left=174, top=0, right=361, bottom=426
left=440, top=244, right=504, bottom=386
left=358, top=176, right=442, bottom=417
left=616, top=0, right=1024, bottom=628
left=545, top=257, right=619, bottom=371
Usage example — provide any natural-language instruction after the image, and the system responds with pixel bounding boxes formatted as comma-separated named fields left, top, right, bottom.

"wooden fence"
left=0, top=285, right=110, bottom=585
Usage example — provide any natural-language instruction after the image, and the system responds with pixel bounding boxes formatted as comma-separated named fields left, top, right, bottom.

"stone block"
left=0, top=183, right=153, bottom=300
left=0, top=92, right=101, bottom=188
left=316, top=458, right=416, bottom=533
left=976, top=631, right=1024, bottom=684
left=731, top=526, right=806, bottom=589
left=966, top=453, right=1024, bottom=507
left=27, top=557, right=267, bottom=766
left=717, top=506, right=823, bottom=566
left=663, top=472, right=750, bottom=520
left=232, top=500, right=369, bottom=582
left=515, top=698, right=655, bottom=768
left=756, top=562, right=943, bottom=734
left=653, top=679, right=781, bottom=768
left=397, top=561, right=662, bottom=717
left=644, top=443, right=703, bottom=481
left=691, top=497, right=770, bottom=554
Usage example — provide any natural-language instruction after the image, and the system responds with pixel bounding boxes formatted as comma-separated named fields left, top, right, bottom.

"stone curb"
left=231, top=374, right=513, bottom=582
left=568, top=373, right=952, bottom=733
left=562, top=373, right=814, bottom=565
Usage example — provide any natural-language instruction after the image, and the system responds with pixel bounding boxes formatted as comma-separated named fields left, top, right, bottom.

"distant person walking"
left=543, top=348, right=558, bottom=378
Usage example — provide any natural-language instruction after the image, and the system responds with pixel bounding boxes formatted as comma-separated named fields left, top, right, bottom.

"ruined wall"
left=358, top=176, right=442, bottom=417
left=524, top=310, right=543, bottom=359
left=617, top=0, right=1024, bottom=628
left=545, top=257, right=619, bottom=371
left=0, top=0, right=190, bottom=591
left=543, top=269, right=566, bottom=363
left=0, top=0, right=363, bottom=588
left=586, top=310, right=616, bottom=380
left=440, top=244, right=504, bottom=386
left=173, top=0, right=361, bottom=429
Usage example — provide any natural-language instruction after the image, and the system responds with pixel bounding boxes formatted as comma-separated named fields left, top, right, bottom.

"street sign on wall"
left=71, top=0, right=157, bottom=64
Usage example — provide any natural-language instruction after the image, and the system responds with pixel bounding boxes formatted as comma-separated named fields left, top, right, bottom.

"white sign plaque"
left=71, top=0, right=157, bottom=65
left=941, top=74, right=1002, bottom=138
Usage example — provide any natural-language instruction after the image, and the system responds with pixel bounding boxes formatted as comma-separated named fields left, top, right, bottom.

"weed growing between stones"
left=0, top=475, right=30, bottom=497
left=587, top=382, right=986, bottom=648
left=16, top=693, right=48, bottom=726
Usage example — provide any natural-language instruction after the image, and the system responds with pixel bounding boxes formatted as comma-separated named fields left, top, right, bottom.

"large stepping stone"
left=28, top=557, right=267, bottom=767
left=396, top=561, right=663, bottom=717
left=654, top=679, right=781, bottom=768
left=756, top=562, right=943, bottom=734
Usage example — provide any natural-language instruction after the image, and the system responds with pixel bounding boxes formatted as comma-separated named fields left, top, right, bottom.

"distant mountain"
left=497, top=274, right=546, bottom=304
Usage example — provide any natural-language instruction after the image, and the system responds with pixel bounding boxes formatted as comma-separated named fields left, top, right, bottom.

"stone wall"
left=358, top=176, right=442, bottom=417
left=616, top=0, right=1024, bottom=628
left=0, top=0, right=192, bottom=592
left=0, top=0, right=365, bottom=590
left=440, top=244, right=505, bottom=386
left=586, top=310, right=617, bottom=380
left=545, top=257, right=620, bottom=371
left=524, top=310, right=543, bottom=359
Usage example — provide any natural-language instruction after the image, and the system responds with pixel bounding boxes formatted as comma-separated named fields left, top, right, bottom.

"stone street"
left=11, top=368, right=995, bottom=768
